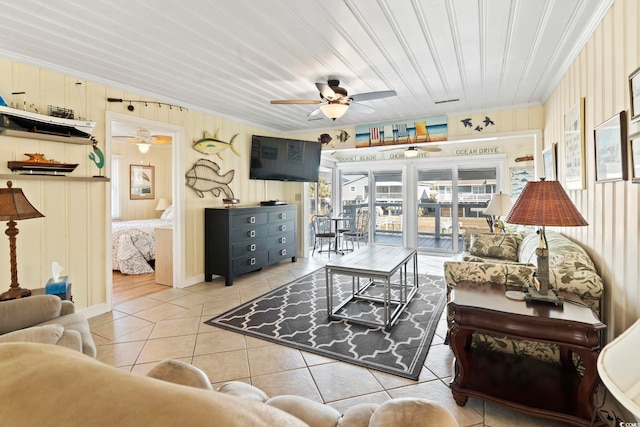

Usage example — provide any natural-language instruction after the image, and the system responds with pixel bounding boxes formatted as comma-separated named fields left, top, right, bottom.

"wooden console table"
left=448, top=281, right=606, bottom=426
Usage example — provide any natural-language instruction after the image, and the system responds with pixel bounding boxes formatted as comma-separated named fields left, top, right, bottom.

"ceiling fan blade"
left=152, top=135, right=172, bottom=144
left=348, top=102, right=375, bottom=113
left=316, top=82, right=336, bottom=100
left=112, top=135, right=135, bottom=140
left=271, top=100, right=321, bottom=105
left=350, top=90, right=397, bottom=102
left=421, top=145, right=442, bottom=152
left=306, top=107, right=325, bottom=120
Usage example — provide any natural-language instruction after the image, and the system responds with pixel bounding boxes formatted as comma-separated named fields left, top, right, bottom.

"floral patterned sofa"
left=444, top=230, right=604, bottom=364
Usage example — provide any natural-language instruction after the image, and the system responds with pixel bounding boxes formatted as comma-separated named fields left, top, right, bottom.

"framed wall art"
left=594, top=111, right=627, bottom=183
left=564, top=98, right=586, bottom=190
left=509, top=166, right=534, bottom=198
left=629, top=66, right=640, bottom=123
left=130, top=164, right=155, bottom=200
left=630, top=132, right=640, bottom=183
left=542, top=143, right=557, bottom=180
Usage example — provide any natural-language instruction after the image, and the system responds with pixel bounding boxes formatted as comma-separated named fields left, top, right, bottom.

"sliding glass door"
left=416, top=168, right=454, bottom=252
left=331, top=157, right=503, bottom=256
left=372, top=171, right=403, bottom=246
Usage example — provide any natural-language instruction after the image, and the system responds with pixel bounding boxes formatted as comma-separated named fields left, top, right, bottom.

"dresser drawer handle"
left=280, top=225, right=286, bottom=231
left=280, top=237, right=286, bottom=244
left=280, top=213, right=286, bottom=219
left=248, top=230, right=256, bottom=238
left=280, top=249, right=286, bottom=256
left=249, top=258, right=256, bottom=265
left=249, top=244, right=256, bottom=251
left=248, top=216, right=256, bottom=224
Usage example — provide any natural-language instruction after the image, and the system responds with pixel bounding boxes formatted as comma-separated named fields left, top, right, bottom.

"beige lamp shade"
left=155, top=198, right=169, bottom=211
left=484, top=192, right=512, bottom=216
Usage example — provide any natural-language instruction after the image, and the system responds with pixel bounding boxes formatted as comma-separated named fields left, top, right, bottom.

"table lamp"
left=505, top=179, right=587, bottom=305
left=155, top=198, right=169, bottom=212
left=0, top=181, right=45, bottom=300
left=483, top=192, right=512, bottom=233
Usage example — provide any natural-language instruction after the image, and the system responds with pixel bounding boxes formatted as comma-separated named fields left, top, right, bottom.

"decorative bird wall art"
left=192, top=130, right=240, bottom=159
left=460, top=116, right=495, bottom=133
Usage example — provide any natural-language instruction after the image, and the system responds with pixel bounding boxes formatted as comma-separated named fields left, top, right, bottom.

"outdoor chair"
left=343, top=210, right=370, bottom=251
left=311, top=214, right=335, bottom=257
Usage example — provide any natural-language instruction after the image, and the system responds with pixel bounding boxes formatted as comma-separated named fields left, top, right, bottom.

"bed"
left=112, top=216, right=173, bottom=275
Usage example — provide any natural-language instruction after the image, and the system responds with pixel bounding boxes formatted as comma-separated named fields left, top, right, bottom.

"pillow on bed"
left=161, top=205, right=174, bottom=220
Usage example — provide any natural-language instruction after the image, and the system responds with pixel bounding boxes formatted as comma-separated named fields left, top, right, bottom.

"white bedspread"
left=112, top=219, right=172, bottom=275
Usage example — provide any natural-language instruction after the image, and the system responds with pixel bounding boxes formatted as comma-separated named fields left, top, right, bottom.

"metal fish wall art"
left=192, top=129, right=240, bottom=159
left=336, top=130, right=350, bottom=143
left=185, top=158, right=235, bottom=199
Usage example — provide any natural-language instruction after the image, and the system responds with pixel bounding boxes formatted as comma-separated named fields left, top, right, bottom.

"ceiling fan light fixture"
left=404, top=147, right=419, bottom=158
left=137, top=143, right=151, bottom=154
left=320, top=103, right=348, bottom=120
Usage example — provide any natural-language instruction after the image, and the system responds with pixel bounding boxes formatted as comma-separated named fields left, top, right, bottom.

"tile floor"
left=89, top=253, right=573, bottom=426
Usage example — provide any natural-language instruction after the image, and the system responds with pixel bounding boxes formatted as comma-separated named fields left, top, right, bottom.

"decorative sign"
left=454, top=146, right=502, bottom=156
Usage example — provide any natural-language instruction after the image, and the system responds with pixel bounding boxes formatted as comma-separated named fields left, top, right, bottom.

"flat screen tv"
left=249, top=135, right=321, bottom=182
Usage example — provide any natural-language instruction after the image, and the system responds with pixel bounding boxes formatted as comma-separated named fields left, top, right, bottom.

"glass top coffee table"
left=324, top=245, right=418, bottom=330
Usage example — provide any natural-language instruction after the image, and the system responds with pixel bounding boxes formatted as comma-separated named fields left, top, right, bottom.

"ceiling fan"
left=270, top=79, right=396, bottom=121
left=112, top=129, right=172, bottom=153
left=382, top=145, right=442, bottom=158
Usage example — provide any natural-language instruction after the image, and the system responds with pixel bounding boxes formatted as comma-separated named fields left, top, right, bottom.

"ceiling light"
left=320, top=103, right=348, bottom=120
left=137, top=143, right=151, bottom=154
left=404, top=147, right=419, bottom=158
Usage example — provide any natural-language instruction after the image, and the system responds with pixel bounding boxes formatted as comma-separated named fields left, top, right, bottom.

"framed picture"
left=594, top=111, right=627, bottom=183
left=130, top=164, right=155, bottom=199
left=564, top=98, right=586, bottom=190
left=630, top=132, right=640, bottom=183
left=509, top=166, right=534, bottom=198
left=629, top=66, right=640, bottom=123
left=542, top=143, right=557, bottom=180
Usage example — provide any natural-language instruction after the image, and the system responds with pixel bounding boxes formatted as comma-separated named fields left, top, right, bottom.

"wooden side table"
left=448, top=281, right=606, bottom=426
left=154, top=227, right=173, bottom=286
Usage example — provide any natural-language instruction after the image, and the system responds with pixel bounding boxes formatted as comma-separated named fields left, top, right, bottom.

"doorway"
left=106, top=112, right=185, bottom=307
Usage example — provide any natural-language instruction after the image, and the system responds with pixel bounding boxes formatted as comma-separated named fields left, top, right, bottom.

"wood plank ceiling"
left=0, top=0, right=612, bottom=133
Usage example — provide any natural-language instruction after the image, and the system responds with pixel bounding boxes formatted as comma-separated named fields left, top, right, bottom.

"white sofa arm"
left=0, top=295, right=63, bottom=334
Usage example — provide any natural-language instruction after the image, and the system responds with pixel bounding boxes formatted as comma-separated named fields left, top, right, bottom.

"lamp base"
left=525, top=286, right=563, bottom=307
left=0, top=286, right=32, bottom=301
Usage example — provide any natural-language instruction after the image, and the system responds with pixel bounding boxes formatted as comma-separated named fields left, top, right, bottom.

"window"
left=111, top=155, right=121, bottom=219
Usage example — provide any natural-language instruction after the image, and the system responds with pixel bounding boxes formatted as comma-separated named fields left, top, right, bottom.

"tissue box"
left=46, top=276, right=72, bottom=300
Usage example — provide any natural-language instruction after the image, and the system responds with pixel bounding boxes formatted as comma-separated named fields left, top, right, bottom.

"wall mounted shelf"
left=0, top=174, right=109, bottom=182
left=0, top=129, right=95, bottom=145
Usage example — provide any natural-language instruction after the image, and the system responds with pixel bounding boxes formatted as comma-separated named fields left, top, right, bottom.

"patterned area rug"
left=205, top=268, right=446, bottom=380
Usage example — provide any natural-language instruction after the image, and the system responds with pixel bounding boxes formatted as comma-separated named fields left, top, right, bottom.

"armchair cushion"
left=0, top=295, right=63, bottom=334
left=0, top=324, right=64, bottom=345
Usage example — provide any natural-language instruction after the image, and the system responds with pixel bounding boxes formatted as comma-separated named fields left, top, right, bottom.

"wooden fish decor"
left=185, top=158, right=235, bottom=199
left=192, top=130, right=240, bottom=159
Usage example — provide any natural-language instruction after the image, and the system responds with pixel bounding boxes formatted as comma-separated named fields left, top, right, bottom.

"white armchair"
left=0, top=295, right=96, bottom=357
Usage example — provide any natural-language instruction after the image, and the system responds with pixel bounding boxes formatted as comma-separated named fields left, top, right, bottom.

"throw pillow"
left=161, top=205, right=174, bottom=220
left=470, top=233, right=519, bottom=261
